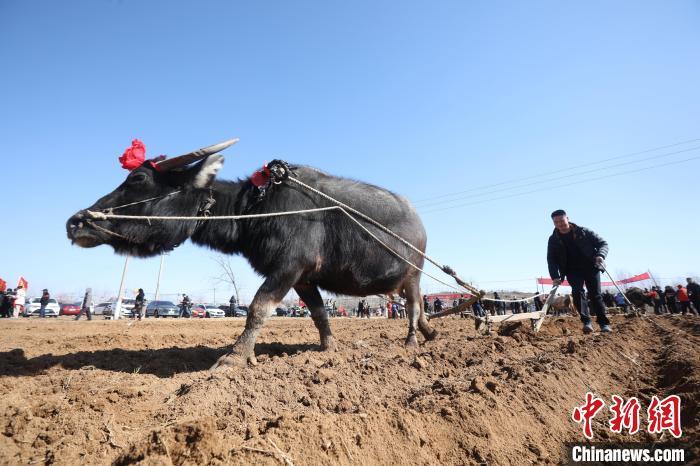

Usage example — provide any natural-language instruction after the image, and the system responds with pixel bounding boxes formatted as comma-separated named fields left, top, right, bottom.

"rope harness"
left=85, top=161, right=548, bottom=304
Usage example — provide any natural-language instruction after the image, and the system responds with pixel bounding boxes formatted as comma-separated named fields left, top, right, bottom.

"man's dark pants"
left=566, top=268, right=610, bottom=327
left=692, top=299, right=700, bottom=315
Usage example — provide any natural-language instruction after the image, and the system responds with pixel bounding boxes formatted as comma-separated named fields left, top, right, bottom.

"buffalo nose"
left=67, top=211, right=87, bottom=231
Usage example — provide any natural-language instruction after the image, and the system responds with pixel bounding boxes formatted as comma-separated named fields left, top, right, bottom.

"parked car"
left=25, top=298, right=60, bottom=317
left=93, top=302, right=111, bottom=316
left=202, top=304, right=225, bottom=318
left=146, top=300, right=180, bottom=318
left=59, top=302, right=81, bottom=316
left=102, top=299, right=136, bottom=318
left=275, top=306, right=289, bottom=317
left=227, top=305, right=248, bottom=317
left=191, top=304, right=207, bottom=318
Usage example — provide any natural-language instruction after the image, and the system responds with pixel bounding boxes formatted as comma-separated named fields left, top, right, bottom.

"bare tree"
left=211, top=254, right=240, bottom=305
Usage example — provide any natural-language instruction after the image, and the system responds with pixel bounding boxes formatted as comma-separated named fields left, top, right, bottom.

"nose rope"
left=98, top=190, right=182, bottom=212
left=81, top=189, right=211, bottom=244
left=85, top=220, right=131, bottom=241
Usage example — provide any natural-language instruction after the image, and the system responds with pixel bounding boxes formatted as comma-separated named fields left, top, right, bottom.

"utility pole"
left=155, top=253, right=167, bottom=301
left=114, top=255, right=131, bottom=320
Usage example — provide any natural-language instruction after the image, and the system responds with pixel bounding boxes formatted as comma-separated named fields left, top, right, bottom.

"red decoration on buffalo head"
left=119, top=139, right=146, bottom=170
left=251, top=164, right=271, bottom=188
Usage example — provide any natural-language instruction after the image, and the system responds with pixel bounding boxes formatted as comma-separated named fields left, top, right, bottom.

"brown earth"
left=0, top=313, right=698, bottom=465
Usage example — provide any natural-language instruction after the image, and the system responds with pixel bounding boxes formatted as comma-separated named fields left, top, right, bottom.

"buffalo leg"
left=211, top=272, right=299, bottom=369
left=295, top=284, right=337, bottom=351
left=405, top=273, right=437, bottom=345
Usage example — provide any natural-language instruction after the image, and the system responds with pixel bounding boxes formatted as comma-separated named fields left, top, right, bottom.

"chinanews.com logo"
left=565, top=392, right=692, bottom=464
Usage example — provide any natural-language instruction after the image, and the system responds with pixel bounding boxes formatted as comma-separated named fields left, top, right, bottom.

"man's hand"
left=552, top=278, right=562, bottom=286
left=595, top=256, right=606, bottom=270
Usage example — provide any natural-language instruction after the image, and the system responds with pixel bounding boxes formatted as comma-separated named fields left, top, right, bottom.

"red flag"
left=0, top=278, right=6, bottom=292
left=17, top=276, right=28, bottom=290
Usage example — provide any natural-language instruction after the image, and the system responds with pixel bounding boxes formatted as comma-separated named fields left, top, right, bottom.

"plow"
left=427, top=288, right=555, bottom=335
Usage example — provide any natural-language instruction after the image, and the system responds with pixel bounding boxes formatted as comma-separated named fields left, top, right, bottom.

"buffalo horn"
left=155, top=138, right=239, bottom=171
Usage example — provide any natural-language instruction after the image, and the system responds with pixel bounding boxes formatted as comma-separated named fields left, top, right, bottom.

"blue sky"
left=1, top=1, right=699, bottom=303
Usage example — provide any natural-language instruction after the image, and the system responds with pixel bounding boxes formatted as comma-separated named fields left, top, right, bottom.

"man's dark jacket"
left=547, top=223, right=609, bottom=280
left=688, top=282, right=700, bottom=300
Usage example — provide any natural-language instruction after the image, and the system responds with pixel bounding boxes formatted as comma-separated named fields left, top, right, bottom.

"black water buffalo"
left=67, top=141, right=437, bottom=368
left=624, top=286, right=652, bottom=312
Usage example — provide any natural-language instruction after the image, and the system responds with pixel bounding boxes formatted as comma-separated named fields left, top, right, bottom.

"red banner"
left=0, top=278, right=6, bottom=292
left=537, top=272, right=651, bottom=287
left=614, top=272, right=651, bottom=285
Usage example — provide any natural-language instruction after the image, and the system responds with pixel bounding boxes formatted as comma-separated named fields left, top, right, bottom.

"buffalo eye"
left=127, top=172, right=149, bottom=185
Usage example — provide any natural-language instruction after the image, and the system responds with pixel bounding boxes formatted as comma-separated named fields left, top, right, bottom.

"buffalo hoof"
left=320, top=336, right=338, bottom=352
left=210, top=352, right=257, bottom=370
left=421, top=328, right=439, bottom=341
left=405, top=334, right=419, bottom=347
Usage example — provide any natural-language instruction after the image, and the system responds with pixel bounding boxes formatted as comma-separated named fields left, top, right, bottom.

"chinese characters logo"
left=572, top=392, right=681, bottom=439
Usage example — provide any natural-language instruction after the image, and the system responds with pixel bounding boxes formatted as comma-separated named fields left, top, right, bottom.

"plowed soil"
left=1, top=314, right=698, bottom=465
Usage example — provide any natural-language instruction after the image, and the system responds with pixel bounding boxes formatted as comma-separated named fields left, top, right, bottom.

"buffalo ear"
left=192, top=154, right=224, bottom=188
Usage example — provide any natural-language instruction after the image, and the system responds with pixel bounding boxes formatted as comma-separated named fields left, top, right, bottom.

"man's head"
left=687, top=278, right=695, bottom=284
left=551, top=209, right=571, bottom=234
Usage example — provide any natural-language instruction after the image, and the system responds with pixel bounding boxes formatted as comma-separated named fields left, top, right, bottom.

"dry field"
left=1, top=314, right=698, bottom=465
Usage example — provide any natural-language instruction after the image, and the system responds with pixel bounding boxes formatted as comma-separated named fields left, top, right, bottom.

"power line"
left=419, top=154, right=700, bottom=214
left=412, top=137, right=700, bottom=206
left=416, top=145, right=700, bottom=209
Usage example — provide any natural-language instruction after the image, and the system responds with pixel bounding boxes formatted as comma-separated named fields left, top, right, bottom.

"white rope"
left=87, top=204, right=469, bottom=294
left=86, top=206, right=342, bottom=221
left=109, top=190, right=182, bottom=211
left=286, top=177, right=482, bottom=292
left=86, top=179, right=545, bottom=304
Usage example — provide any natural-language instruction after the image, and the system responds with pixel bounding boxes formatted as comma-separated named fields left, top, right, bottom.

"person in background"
left=13, top=285, right=26, bottom=318
left=134, top=288, right=146, bottom=320
left=423, top=295, right=431, bottom=315
left=433, top=297, right=443, bottom=315
left=521, top=300, right=529, bottom=313
left=676, top=284, right=694, bottom=315
left=687, top=278, right=700, bottom=314
left=664, top=286, right=678, bottom=314
left=0, top=289, right=12, bottom=318
left=602, top=290, right=615, bottom=308
left=510, top=299, right=519, bottom=314
left=76, top=288, right=93, bottom=321
left=533, top=293, right=543, bottom=311
left=493, top=292, right=504, bottom=315
left=472, top=298, right=485, bottom=317
left=179, top=293, right=192, bottom=318
left=39, top=289, right=50, bottom=318
left=649, top=286, right=664, bottom=315
left=614, top=292, right=627, bottom=313
left=229, top=295, right=237, bottom=316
